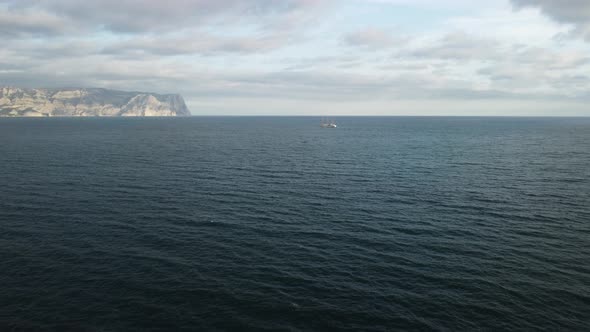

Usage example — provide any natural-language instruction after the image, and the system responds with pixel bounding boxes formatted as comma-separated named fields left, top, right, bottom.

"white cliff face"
left=0, top=87, right=191, bottom=117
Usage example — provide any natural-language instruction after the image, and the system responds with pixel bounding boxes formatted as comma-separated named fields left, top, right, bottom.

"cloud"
left=344, top=27, right=407, bottom=49
left=407, top=32, right=503, bottom=61
left=281, top=56, right=362, bottom=70
left=0, top=0, right=330, bottom=58
left=511, top=0, right=590, bottom=41
left=513, top=47, right=590, bottom=69
left=511, top=0, right=590, bottom=24
left=0, top=10, right=67, bottom=37
left=475, top=45, right=590, bottom=96
left=10, top=40, right=99, bottom=60
left=362, top=0, right=493, bottom=9
left=101, top=34, right=288, bottom=57
left=0, top=0, right=329, bottom=34
left=0, top=0, right=330, bottom=59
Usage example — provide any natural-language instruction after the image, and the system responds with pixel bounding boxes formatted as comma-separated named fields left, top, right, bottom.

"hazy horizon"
left=1, top=0, right=590, bottom=116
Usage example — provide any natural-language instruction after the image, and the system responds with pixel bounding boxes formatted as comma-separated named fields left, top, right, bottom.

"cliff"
left=0, top=87, right=191, bottom=117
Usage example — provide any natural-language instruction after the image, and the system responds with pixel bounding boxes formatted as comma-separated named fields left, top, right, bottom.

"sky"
left=1, top=0, right=589, bottom=116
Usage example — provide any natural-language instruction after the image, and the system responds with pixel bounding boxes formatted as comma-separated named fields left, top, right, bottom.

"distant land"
left=0, top=87, right=191, bottom=117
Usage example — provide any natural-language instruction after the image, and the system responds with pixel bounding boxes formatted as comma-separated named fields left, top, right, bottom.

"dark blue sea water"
left=1, top=117, right=589, bottom=331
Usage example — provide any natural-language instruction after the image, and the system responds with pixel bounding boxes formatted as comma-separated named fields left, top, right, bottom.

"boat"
left=320, top=117, right=337, bottom=128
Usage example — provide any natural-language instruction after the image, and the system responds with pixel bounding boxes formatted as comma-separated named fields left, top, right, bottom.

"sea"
left=1, top=117, right=589, bottom=331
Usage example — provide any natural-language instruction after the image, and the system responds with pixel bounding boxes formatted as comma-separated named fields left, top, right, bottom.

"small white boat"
left=320, top=118, right=337, bottom=128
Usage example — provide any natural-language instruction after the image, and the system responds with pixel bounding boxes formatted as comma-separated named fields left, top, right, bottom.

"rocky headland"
left=0, top=87, right=191, bottom=117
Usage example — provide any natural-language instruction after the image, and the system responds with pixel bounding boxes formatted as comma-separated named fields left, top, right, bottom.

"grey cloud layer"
left=101, top=34, right=288, bottom=57
left=1, top=0, right=328, bottom=34
left=1, top=0, right=589, bottom=114
left=0, top=10, right=66, bottom=37
left=512, top=0, right=590, bottom=41
left=511, top=0, right=590, bottom=23
left=1, top=0, right=328, bottom=56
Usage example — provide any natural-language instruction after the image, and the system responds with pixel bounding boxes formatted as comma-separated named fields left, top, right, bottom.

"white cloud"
left=344, top=27, right=408, bottom=49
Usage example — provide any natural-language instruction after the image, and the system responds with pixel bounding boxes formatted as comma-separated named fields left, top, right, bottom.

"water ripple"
left=1, top=117, right=589, bottom=331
